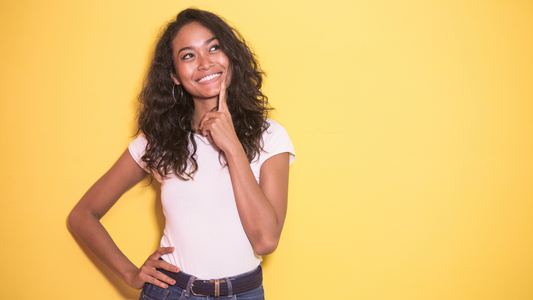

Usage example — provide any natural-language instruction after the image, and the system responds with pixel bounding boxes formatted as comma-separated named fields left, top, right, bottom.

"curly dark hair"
left=137, top=8, right=271, bottom=180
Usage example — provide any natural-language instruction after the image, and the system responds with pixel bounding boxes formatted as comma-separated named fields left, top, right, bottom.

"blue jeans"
left=139, top=269, right=265, bottom=300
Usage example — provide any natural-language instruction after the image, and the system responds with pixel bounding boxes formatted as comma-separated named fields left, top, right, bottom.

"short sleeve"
left=259, top=119, right=296, bottom=166
left=128, top=134, right=149, bottom=171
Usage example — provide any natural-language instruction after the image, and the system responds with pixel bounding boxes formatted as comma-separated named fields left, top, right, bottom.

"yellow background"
left=1, top=0, right=532, bottom=299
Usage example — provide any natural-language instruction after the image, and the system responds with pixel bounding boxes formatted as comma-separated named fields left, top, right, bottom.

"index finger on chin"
left=218, top=79, right=228, bottom=112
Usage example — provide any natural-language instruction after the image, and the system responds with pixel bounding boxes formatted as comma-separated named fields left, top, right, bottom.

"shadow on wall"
left=66, top=179, right=165, bottom=299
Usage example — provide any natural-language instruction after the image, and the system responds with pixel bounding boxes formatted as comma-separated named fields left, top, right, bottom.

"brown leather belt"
left=158, top=265, right=262, bottom=297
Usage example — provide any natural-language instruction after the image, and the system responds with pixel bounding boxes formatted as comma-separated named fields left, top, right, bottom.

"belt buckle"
left=190, top=279, right=209, bottom=297
left=191, top=279, right=224, bottom=297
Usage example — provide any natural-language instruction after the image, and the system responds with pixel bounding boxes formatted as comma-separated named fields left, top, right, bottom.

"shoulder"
left=128, top=134, right=148, bottom=169
left=263, top=118, right=290, bottom=138
left=129, top=134, right=147, bottom=153
left=260, top=118, right=295, bottom=165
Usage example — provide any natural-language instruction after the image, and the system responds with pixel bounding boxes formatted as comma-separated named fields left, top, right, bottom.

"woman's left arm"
left=225, top=149, right=290, bottom=256
left=200, top=80, right=290, bottom=255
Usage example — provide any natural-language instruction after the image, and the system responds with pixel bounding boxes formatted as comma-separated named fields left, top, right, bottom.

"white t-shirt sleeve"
left=259, top=119, right=296, bottom=166
left=128, top=134, right=149, bottom=171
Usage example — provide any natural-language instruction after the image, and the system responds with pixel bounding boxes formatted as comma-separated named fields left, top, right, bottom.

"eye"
left=181, top=53, right=194, bottom=60
left=209, top=44, right=221, bottom=52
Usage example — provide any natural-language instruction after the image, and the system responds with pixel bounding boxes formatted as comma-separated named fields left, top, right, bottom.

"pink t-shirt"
left=128, top=119, right=295, bottom=279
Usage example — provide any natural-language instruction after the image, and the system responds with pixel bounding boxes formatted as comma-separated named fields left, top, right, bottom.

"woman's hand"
left=199, top=80, right=241, bottom=154
left=197, top=81, right=290, bottom=256
left=127, top=247, right=180, bottom=290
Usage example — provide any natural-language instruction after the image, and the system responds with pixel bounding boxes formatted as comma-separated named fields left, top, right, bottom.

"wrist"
left=122, top=266, right=140, bottom=288
left=224, top=142, right=246, bottom=161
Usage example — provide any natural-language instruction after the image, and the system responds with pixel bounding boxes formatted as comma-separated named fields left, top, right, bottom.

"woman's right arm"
left=68, top=149, right=179, bottom=289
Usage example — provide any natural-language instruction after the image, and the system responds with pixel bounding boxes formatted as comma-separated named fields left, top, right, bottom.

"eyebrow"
left=177, top=37, right=218, bottom=55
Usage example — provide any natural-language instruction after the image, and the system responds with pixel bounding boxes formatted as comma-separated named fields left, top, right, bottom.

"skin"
left=68, top=21, right=290, bottom=290
left=170, top=21, right=232, bottom=130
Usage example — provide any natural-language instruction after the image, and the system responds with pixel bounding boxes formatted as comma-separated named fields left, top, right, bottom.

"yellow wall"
left=1, top=0, right=532, bottom=299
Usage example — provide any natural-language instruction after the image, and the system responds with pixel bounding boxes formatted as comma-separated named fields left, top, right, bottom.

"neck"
left=191, top=98, right=218, bottom=132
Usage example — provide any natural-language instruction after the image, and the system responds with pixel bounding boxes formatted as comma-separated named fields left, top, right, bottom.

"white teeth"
left=197, top=73, right=221, bottom=83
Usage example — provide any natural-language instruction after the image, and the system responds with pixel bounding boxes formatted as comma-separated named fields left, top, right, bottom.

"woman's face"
left=171, top=22, right=231, bottom=103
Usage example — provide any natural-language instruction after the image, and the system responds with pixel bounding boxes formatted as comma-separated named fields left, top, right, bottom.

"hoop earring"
left=179, top=84, right=184, bottom=100
left=172, top=84, right=178, bottom=103
left=172, top=84, right=185, bottom=105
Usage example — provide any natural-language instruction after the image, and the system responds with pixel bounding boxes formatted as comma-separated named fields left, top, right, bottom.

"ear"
left=170, top=73, right=181, bottom=85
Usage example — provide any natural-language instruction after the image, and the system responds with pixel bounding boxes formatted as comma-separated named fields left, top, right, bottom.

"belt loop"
left=184, top=275, right=196, bottom=297
left=214, top=279, right=220, bottom=297
left=226, top=277, right=233, bottom=297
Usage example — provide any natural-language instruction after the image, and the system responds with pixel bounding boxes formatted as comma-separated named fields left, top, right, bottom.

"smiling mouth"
left=197, top=72, right=222, bottom=83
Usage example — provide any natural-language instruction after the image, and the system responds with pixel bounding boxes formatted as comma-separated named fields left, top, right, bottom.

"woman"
left=68, top=8, right=295, bottom=300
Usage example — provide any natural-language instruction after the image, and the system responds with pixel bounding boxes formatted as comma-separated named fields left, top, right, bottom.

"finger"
left=144, top=257, right=180, bottom=273
left=200, top=117, right=218, bottom=135
left=199, top=113, right=212, bottom=131
left=152, top=270, right=178, bottom=286
left=207, top=131, right=214, bottom=144
left=157, top=260, right=180, bottom=273
left=158, top=246, right=175, bottom=254
left=144, top=272, right=174, bottom=289
left=218, top=79, right=228, bottom=112
left=148, top=278, right=169, bottom=289
left=139, top=265, right=175, bottom=288
left=152, top=246, right=174, bottom=258
left=199, top=111, right=220, bottom=131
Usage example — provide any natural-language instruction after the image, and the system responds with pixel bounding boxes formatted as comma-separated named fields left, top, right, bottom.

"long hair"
left=137, top=8, right=270, bottom=180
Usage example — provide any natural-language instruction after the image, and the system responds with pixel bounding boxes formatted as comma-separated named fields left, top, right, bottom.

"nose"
left=198, top=53, right=214, bottom=70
